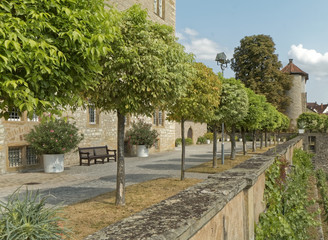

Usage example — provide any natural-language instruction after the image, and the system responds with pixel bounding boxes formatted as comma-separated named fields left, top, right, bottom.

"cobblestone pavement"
left=0, top=142, right=248, bottom=207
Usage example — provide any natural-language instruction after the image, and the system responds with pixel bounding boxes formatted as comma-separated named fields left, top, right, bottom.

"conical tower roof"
left=281, top=59, right=309, bottom=80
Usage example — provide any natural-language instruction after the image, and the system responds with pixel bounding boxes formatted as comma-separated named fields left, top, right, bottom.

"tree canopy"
left=231, top=34, right=292, bottom=112
left=0, top=0, right=117, bottom=118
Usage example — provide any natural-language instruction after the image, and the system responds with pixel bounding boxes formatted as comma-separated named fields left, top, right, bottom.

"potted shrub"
left=25, top=118, right=83, bottom=173
left=204, top=132, right=213, bottom=144
left=125, top=120, right=159, bottom=157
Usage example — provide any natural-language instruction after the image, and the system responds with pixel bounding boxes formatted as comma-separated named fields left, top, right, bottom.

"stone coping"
left=84, top=137, right=302, bottom=240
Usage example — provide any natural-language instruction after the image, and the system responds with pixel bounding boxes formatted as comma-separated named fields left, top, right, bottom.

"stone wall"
left=175, top=121, right=208, bottom=145
left=303, top=133, right=328, bottom=171
left=107, top=0, right=176, bottom=28
left=85, top=137, right=303, bottom=240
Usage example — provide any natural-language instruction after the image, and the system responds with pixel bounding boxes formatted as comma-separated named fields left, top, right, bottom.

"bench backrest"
left=79, top=146, right=108, bottom=156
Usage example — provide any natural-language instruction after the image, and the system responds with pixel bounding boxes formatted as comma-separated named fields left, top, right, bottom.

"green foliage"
left=297, top=112, right=324, bottom=132
left=167, top=62, right=221, bottom=124
left=94, top=5, right=193, bottom=116
left=185, top=138, right=193, bottom=145
left=175, top=138, right=182, bottom=147
left=214, top=76, right=248, bottom=126
left=0, top=0, right=117, bottom=117
left=232, top=34, right=292, bottom=112
left=125, top=120, right=159, bottom=148
left=256, top=149, right=318, bottom=240
left=0, top=188, right=69, bottom=239
left=197, top=136, right=207, bottom=144
left=204, top=132, right=213, bottom=141
left=316, top=169, right=328, bottom=222
left=25, top=118, right=83, bottom=154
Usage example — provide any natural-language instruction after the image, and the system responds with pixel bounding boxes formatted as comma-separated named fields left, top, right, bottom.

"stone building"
left=0, top=0, right=207, bottom=174
left=281, top=59, right=309, bottom=129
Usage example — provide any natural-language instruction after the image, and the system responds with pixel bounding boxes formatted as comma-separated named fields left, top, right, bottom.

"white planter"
left=43, top=154, right=64, bottom=173
left=136, top=145, right=149, bottom=157
left=206, top=139, right=211, bottom=144
left=298, top=129, right=305, bottom=134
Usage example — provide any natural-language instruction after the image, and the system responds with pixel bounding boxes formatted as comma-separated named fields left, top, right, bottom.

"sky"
left=175, top=0, right=328, bottom=104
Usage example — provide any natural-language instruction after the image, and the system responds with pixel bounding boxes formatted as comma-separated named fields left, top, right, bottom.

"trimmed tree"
left=90, top=5, right=193, bottom=205
left=215, top=77, right=248, bottom=160
left=167, top=62, right=221, bottom=177
left=232, top=34, right=292, bottom=112
left=0, top=0, right=117, bottom=117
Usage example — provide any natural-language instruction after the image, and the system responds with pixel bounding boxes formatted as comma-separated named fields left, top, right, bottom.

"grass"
left=59, top=145, right=275, bottom=239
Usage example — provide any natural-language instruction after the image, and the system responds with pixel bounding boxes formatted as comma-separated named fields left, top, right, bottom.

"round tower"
left=281, top=59, right=309, bottom=129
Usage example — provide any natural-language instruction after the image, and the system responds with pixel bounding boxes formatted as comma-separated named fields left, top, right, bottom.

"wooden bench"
left=78, top=145, right=116, bottom=166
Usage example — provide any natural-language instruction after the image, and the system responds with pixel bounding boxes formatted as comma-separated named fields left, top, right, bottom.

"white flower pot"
left=298, top=129, right=305, bottom=134
left=206, top=139, right=211, bottom=144
left=43, top=154, right=64, bottom=173
left=136, top=145, right=149, bottom=157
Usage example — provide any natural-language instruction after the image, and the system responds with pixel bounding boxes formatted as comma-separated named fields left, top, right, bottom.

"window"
left=8, top=146, right=39, bottom=168
left=8, top=147, right=22, bottom=167
left=88, top=104, right=96, bottom=124
left=154, top=0, right=164, bottom=18
left=8, top=108, right=21, bottom=121
left=153, top=110, right=164, bottom=126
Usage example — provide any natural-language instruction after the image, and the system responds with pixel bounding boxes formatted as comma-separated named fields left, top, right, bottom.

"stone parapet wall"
left=85, top=137, right=303, bottom=240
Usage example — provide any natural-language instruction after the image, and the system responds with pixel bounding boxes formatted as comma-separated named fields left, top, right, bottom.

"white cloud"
left=288, top=44, right=328, bottom=81
left=184, top=28, right=198, bottom=37
left=176, top=28, right=224, bottom=61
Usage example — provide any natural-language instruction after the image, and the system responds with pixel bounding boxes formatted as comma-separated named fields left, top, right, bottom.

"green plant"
left=175, top=138, right=182, bottom=147
left=0, top=188, right=70, bottom=239
left=197, top=136, right=206, bottom=144
left=25, top=118, right=83, bottom=154
left=126, top=120, right=159, bottom=148
left=204, top=132, right=213, bottom=141
left=256, top=149, right=318, bottom=239
left=185, top=138, right=193, bottom=145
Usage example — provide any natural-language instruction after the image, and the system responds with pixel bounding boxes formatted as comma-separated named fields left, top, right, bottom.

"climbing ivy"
left=256, top=149, right=318, bottom=240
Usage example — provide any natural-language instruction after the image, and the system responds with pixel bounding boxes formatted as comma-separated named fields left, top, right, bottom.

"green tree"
left=91, top=5, right=193, bottom=205
left=167, top=62, right=221, bottom=177
left=239, top=88, right=266, bottom=154
left=215, top=76, right=248, bottom=160
left=0, top=0, right=116, bottom=117
left=297, top=112, right=323, bottom=132
left=232, top=34, right=292, bottom=112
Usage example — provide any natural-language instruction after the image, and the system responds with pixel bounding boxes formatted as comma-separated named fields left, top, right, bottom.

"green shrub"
left=256, top=149, right=318, bottom=239
left=197, top=136, right=206, bottom=144
left=0, top=188, right=70, bottom=239
left=203, top=132, right=213, bottom=141
left=25, top=118, right=83, bottom=154
left=126, top=120, right=159, bottom=148
left=185, top=138, right=193, bottom=145
left=175, top=138, right=182, bottom=147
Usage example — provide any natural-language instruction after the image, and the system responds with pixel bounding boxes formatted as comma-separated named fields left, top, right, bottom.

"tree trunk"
left=181, top=119, right=185, bottom=180
left=115, top=111, right=126, bottom=206
left=230, top=125, right=236, bottom=160
left=212, top=126, right=217, bottom=168
left=241, top=128, right=246, bottom=155
left=265, top=130, right=268, bottom=147
left=260, top=131, right=263, bottom=149
left=252, top=130, right=257, bottom=152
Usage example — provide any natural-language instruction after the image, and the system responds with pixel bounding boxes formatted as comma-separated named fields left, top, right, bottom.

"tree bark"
left=181, top=119, right=185, bottom=181
left=265, top=130, right=268, bottom=147
left=230, top=125, right=236, bottom=160
left=212, top=125, right=217, bottom=168
left=260, top=131, right=263, bottom=149
left=241, top=128, right=246, bottom=155
left=252, top=130, right=257, bottom=152
left=115, top=111, right=126, bottom=205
